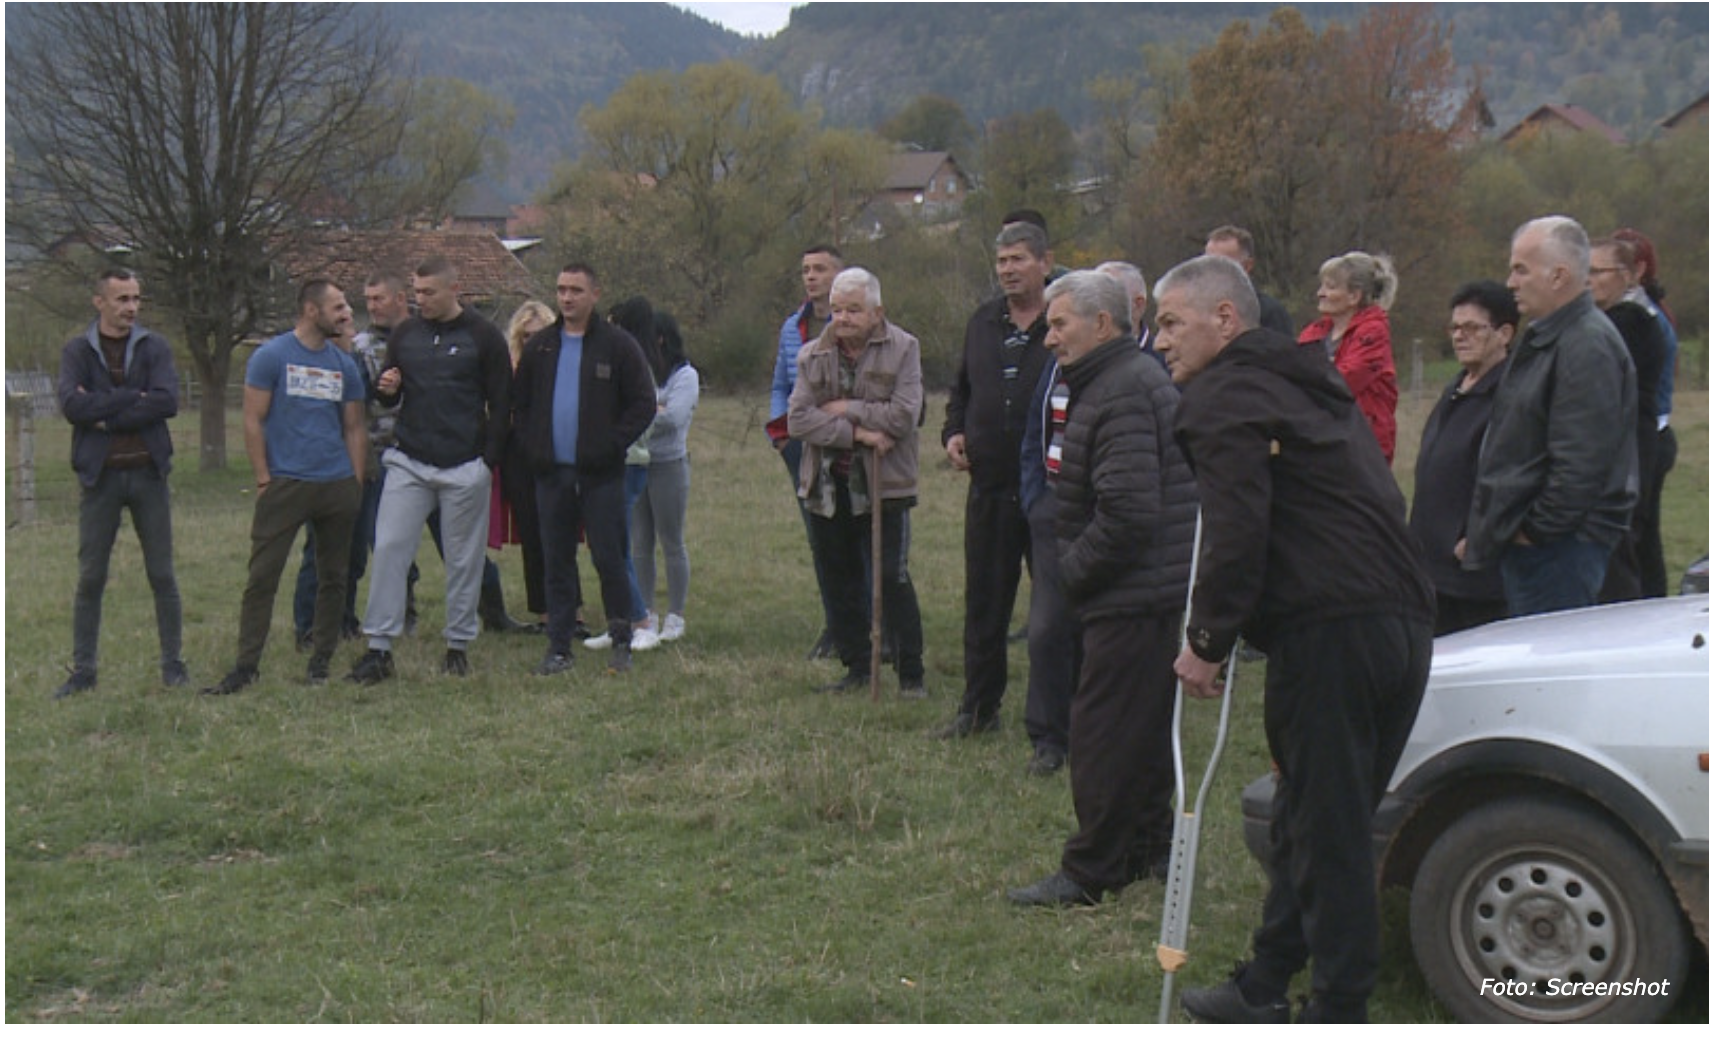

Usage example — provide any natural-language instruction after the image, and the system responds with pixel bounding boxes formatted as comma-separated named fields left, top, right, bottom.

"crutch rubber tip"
left=1156, top=945, right=1188, bottom=973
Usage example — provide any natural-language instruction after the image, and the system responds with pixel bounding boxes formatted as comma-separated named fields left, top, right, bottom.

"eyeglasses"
left=1589, top=266, right=1628, bottom=275
left=1448, top=322, right=1497, bottom=338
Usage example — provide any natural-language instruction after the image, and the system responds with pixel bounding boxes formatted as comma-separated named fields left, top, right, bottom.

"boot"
left=479, top=579, right=534, bottom=634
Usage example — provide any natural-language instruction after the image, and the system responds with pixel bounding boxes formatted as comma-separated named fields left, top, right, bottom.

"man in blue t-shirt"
left=203, top=279, right=368, bottom=694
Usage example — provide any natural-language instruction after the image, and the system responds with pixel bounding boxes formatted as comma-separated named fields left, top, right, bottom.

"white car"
left=1241, top=595, right=1710, bottom=1023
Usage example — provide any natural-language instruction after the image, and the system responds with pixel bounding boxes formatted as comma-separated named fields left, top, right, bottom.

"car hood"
left=1393, top=595, right=1710, bottom=839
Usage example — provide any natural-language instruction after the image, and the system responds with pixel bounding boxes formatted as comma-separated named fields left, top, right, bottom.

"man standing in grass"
left=347, top=257, right=513, bottom=683
left=512, top=263, right=657, bottom=676
left=935, top=222, right=1058, bottom=770
left=203, top=280, right=368, bottom=694
left=1006, top=271, right=1196, bottom=907
left=1155, top=255, right=1432, bottom=1023
left=767, top=244, right=846, bottom=660
left=53, top=268, right=188, bottom=698
left=788, top=267, right=927, bottom=697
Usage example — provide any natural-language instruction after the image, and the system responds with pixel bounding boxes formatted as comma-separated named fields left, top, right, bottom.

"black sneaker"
left=306, top=655, right=331, bottom=685
left=161, top=660, right=190, bottom=688
left=346, top=649, right=395, bottom=685
left=1026, top=745, right=1067, bottom=777
left=899, top=677, right=928, bottom=700
left=1181, top=964, right=1291, bottom=1024
left=1006, top=871, right=1101, bottom=908
left=816, top=669, right=868, bottom=694
left=534, top=652, right=574, bottom=676
left=607, top=644, right=632, bottom=674
left=52, top=668, right=98, bottom=700
left=571, top=619, right=594, bottom=640
left=201, top=667, right=259, bottom=697
left=441, top=648, right=470, bottom=677
left=805, top=630, right=835, bottom=660
left=932, top=711, right=1001, bottom=740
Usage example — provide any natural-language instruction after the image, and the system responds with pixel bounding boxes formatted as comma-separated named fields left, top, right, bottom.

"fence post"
left=9, top=392, right=38, bottom=526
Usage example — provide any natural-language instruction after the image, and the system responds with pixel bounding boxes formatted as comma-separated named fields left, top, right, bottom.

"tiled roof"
left=885, top=151, right=965, bottom=192
left=1502, top=103, right=1628, bottom=146
left=280, top=229, right=541, bottom=300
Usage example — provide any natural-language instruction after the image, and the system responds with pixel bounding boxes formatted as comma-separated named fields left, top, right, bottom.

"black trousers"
left=804, top=482, right=923, bottom=682
left=957, top=482, right=1030, bottom=719
left=501, top=439, right=547, bottom=616
left=1247, top=612, right=1432, bottom=1006
left=1639, top=425, right=1677, bottom=598
left=537, top=466, right=628, bottom=655
left=1023, top=494, right=1076, bottom=752
left=1060, top=611, right=1178, bottom=892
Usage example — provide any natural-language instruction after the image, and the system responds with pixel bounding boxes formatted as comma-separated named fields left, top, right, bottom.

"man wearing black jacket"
left=1006, top=271, right=1197, bottom=907
left=1155, top=255, right=1433, bottom=1024
left=348, top=257, right=512, bottom=683
left=935, top=222, right=1055, bottom=765
left=513, top=263, right=657, bottom=675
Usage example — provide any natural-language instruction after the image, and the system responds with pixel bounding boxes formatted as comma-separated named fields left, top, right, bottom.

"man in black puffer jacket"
left=1157, top=255, right=1433, bottom=1025
left=1006, top=271, right=1198, bottom=909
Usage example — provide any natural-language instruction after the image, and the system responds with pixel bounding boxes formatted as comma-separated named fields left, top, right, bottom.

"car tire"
left=1408, top=795, right=1689, bottom=1023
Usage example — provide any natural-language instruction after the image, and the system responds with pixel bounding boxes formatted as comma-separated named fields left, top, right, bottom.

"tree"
left=975, top=108, right=1078, bottom=239
left=348, top=78, right=516, bottom=228
left=877, top=94, right=976, bottom=155
left=549, top=61, right=883, bottom=386
left=1141, top=6, right=1462, bottom=324
left=6, top=4, right=400, bottom=470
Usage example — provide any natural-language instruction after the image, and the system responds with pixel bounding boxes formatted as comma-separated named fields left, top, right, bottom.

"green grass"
left=5, top=391, right=1709, bottom=1022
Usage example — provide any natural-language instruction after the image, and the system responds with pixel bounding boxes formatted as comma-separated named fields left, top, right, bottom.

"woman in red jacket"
left=1298, top=251, right=1400, bottom=464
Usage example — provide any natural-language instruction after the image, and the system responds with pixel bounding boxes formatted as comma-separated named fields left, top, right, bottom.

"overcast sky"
left=673, top=2, right=803, bottom=37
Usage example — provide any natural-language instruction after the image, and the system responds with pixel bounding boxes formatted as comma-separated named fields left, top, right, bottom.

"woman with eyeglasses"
left=1297, top=251, right=1400, bottom=464
left=1407, top=280, right=1517, bottom=635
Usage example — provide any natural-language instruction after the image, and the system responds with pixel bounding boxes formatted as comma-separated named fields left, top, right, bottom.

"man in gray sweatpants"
left=347, top=257, right=512, bottom=683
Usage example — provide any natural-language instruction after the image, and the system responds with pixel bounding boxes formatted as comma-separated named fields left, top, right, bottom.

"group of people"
left=58, top=204, right=1678, bottom=1023
left=55, top=257, right=699, bottom=703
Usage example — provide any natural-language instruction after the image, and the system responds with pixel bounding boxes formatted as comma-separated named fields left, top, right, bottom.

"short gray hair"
left=1096, top=260, right=1147, bottom=304
left=995, top=221, right=1049, bottom=260
left=830, top=267, right=882, bottom=309
left=1154, top=255, right=1261, bottom=329
left=1514, top=215, right=1591, bottom=280
left=1045, top=269, right=1132, bottom=338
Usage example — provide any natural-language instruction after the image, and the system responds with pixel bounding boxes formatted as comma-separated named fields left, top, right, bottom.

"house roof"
left=1501, top=103, right=1628, bottom=146
left=1659, top=92, right=1709, bottom=130
left=278, top=229, right=541, bottom=301
left=884, top=151, right=967, bottom=192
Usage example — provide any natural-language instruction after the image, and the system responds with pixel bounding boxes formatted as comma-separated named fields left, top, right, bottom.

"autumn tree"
left=348, top=77, right=517, bottom=228
left=974, top=108, right=1079, bottom=241
left=6, top=3, right=400, bottom=470
left=546, top=61, right=883, bottom=386
left=1140, top=6, right=1461, bottom=328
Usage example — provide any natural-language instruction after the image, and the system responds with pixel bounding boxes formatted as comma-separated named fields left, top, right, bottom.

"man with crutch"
left=1154, top=255, right=1434, bottom=1023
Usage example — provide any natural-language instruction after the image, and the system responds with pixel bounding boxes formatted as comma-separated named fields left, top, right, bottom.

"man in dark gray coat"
left=1006, top=271, right=1197, bottom=907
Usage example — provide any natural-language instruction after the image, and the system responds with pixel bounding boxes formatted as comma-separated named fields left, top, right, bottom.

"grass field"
left=4, top=384, right=1709, bottom=1023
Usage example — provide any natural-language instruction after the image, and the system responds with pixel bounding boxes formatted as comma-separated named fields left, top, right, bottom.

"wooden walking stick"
left=868, top=444, right=883, bottom=703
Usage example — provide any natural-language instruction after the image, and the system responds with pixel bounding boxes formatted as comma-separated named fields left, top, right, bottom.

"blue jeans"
left=73, top=466, right=182, bottom=671
left=1500, top=536, right=1611, bottom=618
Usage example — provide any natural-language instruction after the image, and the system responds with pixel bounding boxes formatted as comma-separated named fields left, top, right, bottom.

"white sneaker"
left=583, top=633, right=613, bottom=650
left=631, top=626, right=661, bottom=651
left=660, top=614, right=686, bottom=642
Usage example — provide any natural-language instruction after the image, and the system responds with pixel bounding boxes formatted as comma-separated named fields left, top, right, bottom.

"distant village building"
left=1659, top=92, right=1709, bottom=134
left=879, top=151, right=971, bottom=217
left=1500, top=103, right=1629, bottom=146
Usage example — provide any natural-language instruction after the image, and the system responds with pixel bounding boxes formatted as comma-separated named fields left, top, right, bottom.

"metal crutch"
left=1156, top=511, right=1241, bottom=1023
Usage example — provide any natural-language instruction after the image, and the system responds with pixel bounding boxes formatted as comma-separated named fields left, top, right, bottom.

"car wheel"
left=1409, top=795, right=1689, bottom=1023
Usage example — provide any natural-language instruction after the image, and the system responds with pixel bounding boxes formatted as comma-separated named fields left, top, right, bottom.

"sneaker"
left=899, top=677, right=928, bottom=700
left=805, top=630, right=835, bottom=660
left=1006, top=871, right=1100, bottom=908
left=346, top=649, right=395, bottom=685
left=534, top=652, right=574, bottom=676
left=607, top=644, right=632, bottom=674
left=584, top=633, right=613, bottom=650
left=52, top=668, right=98, bottom=700
left=1181, top=964, right=1291, bottom=1024
left=441, top=648, right=470, bottom=677
left=161, top=660, right=190, bottom=688
left=630, top=627, right=661, bottom=652
left=932, top=711, right=1001, bottom=740
left=817, top=669, right=869, bottom=694
left=201, top=667, right=258, bottom=697
left=659, top=614, right=686, bottom=642
left=306, top=655, right=331, bottom=685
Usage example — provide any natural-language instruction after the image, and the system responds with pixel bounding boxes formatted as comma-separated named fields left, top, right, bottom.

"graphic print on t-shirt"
left=286, top=363, right=344, bottom=402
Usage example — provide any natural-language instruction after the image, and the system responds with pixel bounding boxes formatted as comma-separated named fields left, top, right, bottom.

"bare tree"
left=6, top=3, right=401, bottom=470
